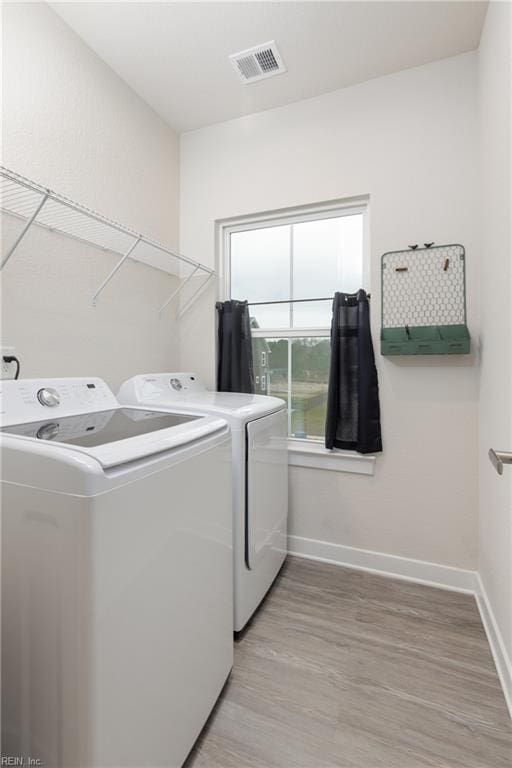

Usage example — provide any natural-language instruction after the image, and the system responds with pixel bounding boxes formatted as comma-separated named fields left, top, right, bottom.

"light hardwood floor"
left=186, top=556, right=512, bottom=768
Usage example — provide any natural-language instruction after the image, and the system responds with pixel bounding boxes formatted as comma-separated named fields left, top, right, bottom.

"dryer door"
left=246, top=409, right=288, bottom=569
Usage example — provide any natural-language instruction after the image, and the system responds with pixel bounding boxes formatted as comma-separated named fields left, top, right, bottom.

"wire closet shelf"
left=0, top=166, right=214, bottom=316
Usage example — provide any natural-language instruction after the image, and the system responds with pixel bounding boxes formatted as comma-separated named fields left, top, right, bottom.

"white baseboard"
left=287, top=534, right=511, bottom=721
left=475, top=574, right=512, bottom=720
left=288, top=535, right=478, bottom=593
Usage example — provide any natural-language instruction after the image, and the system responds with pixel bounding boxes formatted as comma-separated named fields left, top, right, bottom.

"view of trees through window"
left=228, top=207, right=365, bottom=440
left=252, top=337, right=331, bottom=439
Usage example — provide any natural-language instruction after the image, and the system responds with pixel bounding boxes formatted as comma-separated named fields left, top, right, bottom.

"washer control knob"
left=37, top=422, right=59, bottom=441
left=37, top=387, right=60, bottom=407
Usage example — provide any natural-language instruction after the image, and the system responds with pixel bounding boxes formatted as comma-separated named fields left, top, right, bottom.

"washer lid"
left=0, top=407, right=227, bottom=468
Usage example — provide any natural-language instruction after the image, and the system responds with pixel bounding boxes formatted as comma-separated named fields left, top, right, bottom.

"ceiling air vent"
left=229, top=41, right=287, bottom=84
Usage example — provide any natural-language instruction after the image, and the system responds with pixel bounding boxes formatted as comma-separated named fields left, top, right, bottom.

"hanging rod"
left=247, top=293, right=370, bottom=306
left=0, top=166, right=214, bottom=314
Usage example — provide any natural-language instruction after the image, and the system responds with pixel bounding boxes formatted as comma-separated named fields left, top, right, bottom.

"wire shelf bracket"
left=159, top=265, right=199, bottom=315
left=0, top=166, right=215, bottom=315
left=92, top=236, right=142, bottom=305
left=1, top=191, right=49, bottom=269
left=177, top=272, right=215, bottom=320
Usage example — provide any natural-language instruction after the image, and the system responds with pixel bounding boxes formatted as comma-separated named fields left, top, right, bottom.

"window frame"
left=217, top=197, right=375, bottom=474
left=219, top=198, right=371, bottom=322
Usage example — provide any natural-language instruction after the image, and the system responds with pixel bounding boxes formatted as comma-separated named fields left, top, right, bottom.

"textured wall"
left=1, top=3, right=180, bottom=390
left=1, top=217, right=179, bottom=392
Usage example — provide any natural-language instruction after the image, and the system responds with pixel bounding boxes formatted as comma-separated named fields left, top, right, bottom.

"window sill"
left=287, top=439, right=376, bottom=475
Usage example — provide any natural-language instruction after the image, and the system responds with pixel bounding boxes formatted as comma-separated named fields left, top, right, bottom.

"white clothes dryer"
left=118, top=373, right=288, bottom=632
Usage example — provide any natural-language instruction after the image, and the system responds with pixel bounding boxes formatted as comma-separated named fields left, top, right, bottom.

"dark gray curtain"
left=216, top=300, right=255, bottom=393
left=325, top=290, right=382, bottom=454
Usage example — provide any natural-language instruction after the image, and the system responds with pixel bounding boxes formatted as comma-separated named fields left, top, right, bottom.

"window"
left=221, top=202, right=368, bottom=442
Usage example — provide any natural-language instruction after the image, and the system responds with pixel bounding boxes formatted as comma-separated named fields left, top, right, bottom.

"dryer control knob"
left=37, top=387, right=60, bottom=407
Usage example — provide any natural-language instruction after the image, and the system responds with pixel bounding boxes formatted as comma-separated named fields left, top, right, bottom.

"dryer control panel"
left=0, top=377, right=118, bottom=426
left=120, top=373, right=207, bottom=403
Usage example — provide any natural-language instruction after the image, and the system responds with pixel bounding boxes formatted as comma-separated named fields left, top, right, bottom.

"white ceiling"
left=51, top=1, right=488, bottom=133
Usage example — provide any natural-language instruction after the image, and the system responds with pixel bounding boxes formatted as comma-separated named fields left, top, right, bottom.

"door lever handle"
left=488, top=449, right=512, bottom=476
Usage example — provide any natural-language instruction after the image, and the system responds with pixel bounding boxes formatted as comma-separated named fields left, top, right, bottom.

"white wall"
left=1, top=3, right=180, bottom=390
left=180, top=52, right=480, bottom=570
left=477, top=0, right=512, bottom=673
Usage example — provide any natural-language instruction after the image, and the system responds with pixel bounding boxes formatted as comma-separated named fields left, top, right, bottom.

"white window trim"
left=217, top=196, right=370, bottom=304
left=217, top=197, right=373, bottom=475
left=288, top=439, right=376, bottom=475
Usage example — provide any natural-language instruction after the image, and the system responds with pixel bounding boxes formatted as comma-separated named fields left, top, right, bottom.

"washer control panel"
left=0, top=377, right=118, bottom=426
left=37, top=387, right=60, bottom=407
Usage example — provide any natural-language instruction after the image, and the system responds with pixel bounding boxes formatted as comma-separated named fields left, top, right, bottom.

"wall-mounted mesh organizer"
left=381, top=244, right=470, bottom=355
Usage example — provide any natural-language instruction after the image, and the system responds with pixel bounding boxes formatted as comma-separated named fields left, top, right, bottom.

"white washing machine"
left=1, top=377, right=233, bottom=768
left=118, top=373, right=288, bottom=632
